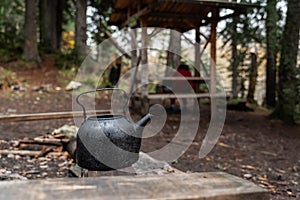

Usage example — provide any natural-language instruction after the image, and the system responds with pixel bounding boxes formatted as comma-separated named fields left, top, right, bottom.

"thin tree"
left=22, top=0, right=41, bottom=64
left=75, top=0, right=87, bottom=61
left=247, top=53, right=258, bottom=103
left=39, top=0, right=65, bottom=53
left=56, top=0, right=65, bottom=50
left=265, top=0, right=279, bottom=108
left=231, top=0, right=239, bottom=99
left=39, top=0, right=57, bottom=52
left=270, top=0, right=300, bottom=124
left=167, top=30, right=181, bottom=69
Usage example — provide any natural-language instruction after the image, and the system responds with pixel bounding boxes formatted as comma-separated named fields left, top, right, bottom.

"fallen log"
left=0, top=109, right=111, bottom=123
left=18, top=138, right=70, bottom=147
left=0, top=150, right=40, bottom=156
left=0, top=149, right=66, bottom=157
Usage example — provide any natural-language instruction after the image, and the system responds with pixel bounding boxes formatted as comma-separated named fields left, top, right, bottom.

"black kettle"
left=75, top=88, right=152, bottom=171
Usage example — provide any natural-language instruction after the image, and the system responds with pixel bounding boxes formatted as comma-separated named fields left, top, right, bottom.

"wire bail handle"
left=75, top=88, right=129, bottom=120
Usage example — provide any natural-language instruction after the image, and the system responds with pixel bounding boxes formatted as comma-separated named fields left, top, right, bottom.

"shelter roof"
left=109, top=0, right=259, bottom=32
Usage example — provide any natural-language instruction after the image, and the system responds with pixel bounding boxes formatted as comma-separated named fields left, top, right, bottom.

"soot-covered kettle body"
left=75, top=88, right=152, bottom=171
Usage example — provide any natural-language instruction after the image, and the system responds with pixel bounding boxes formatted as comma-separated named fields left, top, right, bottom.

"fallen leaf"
left=274, top=168, right=286, bottom=174
left=291, top=180, right=298, bottom=185
left=217, top=142, right=230, bottom=148
left=241, top=165, right=256, bottom=170
left=259, top=180, right=270, bottom=186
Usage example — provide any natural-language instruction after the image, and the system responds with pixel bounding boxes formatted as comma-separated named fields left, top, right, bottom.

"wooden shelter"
left=109, top=0, right=254, bottom=31
left=109, top=0, right=258, bottom=113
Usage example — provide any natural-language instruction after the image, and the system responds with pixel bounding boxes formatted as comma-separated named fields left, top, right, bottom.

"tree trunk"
left=231, top=0, right=239, bottom=99
left=167, top=30, right=181, bottom=69
left=194, top=29, right=201, bottom=93
left=231, top=18, right=239, bottom=98
left=247, top=53, right=258, bottom=104
left=22, top=0, right=41, bottom=63
left=265, top=0, right=278, bottom=108
left=39, top=0, right=60, bottom=53
left=56, top=0, right=65, bottom=50
left=270, top=0, right=300, bottom=124
left=75, top=0, right=87, bottom=61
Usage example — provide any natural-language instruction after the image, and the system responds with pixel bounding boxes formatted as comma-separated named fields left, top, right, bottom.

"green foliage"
left=221, top=1, right=265, bottom=44
left=266, top=0, right=284, bottom=54
left=295, top=67, right=300, bottom=122
left=0, top=67, right=16, bottom=89
left=219, top=0, right=266, bottom=95
left=199, top=83, right=209, bottom=93
left=55, top=51, right=79, bottom=70
left=63, top=0, right=76, bottom=30
left=57, top=67, right=77, bottom=86
left=148, top=82, right=158, bottom=93
left=0, top=0, right=25, bottom=61
left=296, top=104, right=300, bottom=122
left=88, top=0, right=115, bottom=44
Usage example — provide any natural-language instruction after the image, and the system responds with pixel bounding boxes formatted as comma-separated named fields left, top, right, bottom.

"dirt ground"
left=0, top=61, right=299, bottom=199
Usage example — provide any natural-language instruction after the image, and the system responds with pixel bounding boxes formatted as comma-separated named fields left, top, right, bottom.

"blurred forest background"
left=0, top=0, right=299, bottom=124
left=0, top=1, right=299, bottom=198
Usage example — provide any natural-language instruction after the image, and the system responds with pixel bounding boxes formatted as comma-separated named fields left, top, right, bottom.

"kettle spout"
left=134, top=113, right=152, bottom=137
left=135, top=113, right=153, bottom=128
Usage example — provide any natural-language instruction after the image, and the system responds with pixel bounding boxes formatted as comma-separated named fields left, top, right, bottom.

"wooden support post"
left=140, top=25, right=150, bottom=114
left=129, top=28, right=138, bottom=95
left=141, top=25, right=148, bottom=97
left=195, top=28, right=201, bottom=93
left=210, top=9, right=218, bottom=112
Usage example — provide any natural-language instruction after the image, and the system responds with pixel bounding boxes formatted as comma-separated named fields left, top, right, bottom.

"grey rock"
left=51, top=125, right=78, bottom=139
left=65, top=81, right=82, bottom=91
left=243, top=173, right=253, bottom=179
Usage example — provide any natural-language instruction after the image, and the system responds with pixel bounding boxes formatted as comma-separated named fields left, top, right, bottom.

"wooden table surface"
left=0, top=172, right=269, bottom=200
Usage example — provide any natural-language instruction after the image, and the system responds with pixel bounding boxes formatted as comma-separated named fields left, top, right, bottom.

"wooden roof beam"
left=139, top=17, right=197, bottom=32
left=146, top=12, right=207, bottom=21
left=157, top=0, right=259, bottom=9
left=120, top=7, right=151, bottom=28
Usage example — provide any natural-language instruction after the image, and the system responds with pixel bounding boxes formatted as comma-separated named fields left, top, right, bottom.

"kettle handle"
left=75, top=88, right=129, bottom=120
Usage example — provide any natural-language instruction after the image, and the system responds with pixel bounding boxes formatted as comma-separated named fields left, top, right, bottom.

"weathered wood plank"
left=0, top=172, right=269, bottom=200
left=18, top=138, right=69, bottom=146
left=148, top=77, right=210, bottom=81
left=147, top=93, right=226, bottom=99
left=0, top=110, right=111, bottom=123
left=0, top=149, right=40, bottom=156
left=0, top=150, right=66, bottom=157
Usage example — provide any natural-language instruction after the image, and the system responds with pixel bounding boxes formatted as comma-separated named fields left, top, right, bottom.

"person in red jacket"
left=171, top=63, right=194, bottom=110
left=175, top=63, right=194, bottom=91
